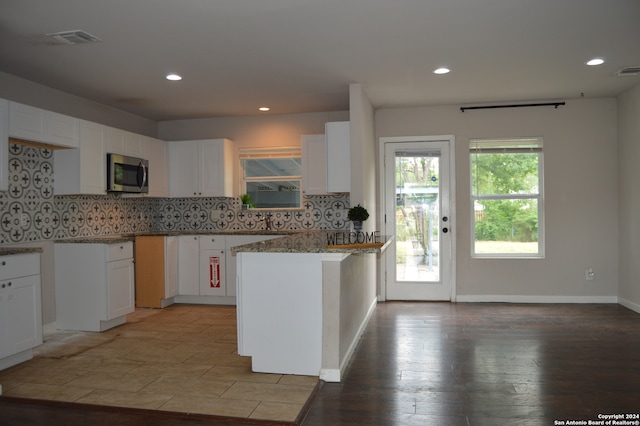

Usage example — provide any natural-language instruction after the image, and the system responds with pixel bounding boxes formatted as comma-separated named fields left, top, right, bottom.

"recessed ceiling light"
left=166, top=74, right=182, bottom=81
left=433, top=67, right=450, bottom=75
left=586, top=58, right=605, bottom=66
left=259, top=107, right=270, bottom=112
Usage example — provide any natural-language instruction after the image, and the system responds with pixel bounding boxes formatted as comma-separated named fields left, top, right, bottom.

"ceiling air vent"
left=616, top=66, right=640, bottom=76
left=46, top=30, right=102, bottom=45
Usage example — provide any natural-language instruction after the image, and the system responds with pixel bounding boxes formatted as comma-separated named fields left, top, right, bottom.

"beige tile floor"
left=0, top=304, right=319, bottom=422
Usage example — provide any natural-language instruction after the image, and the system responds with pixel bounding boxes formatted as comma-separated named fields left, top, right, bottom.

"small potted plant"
left=240, top=194, right=253, bottom=210
left=347, top=204, right=369, bottom=231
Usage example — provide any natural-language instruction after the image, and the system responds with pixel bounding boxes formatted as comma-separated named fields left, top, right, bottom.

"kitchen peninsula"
left=232, top=231, right=391, bottom=383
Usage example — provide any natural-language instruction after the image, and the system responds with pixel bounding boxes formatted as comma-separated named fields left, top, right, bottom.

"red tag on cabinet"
left=209, top=256, right=221, bottom=288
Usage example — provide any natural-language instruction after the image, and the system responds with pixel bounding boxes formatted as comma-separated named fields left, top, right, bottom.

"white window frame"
left=239, top=147, right=302, bottom=210
left=470, top=137, right=545, bottom=258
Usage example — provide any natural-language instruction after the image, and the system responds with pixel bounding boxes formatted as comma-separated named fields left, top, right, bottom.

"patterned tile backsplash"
left=0, top=143, right=350, bottom=244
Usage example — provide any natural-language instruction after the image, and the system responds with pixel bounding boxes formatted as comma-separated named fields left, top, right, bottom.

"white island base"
left=236, top=251, right=377, bottom=382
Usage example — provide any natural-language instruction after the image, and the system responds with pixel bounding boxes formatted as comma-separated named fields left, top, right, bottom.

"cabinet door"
left=199, top=139, right=233, bottom=197
left=165, top=236, right=178, bottom=298
left=4, top=275, right=42, bottom=354
left=301, top=134, right=328, bottom=195
left=42, top=111, right=79, bottom=148
left=79, top=120, right=105, bottom=194
left=0, top=288, right=9, bottom=358
left=9, top=102, right=43, bottom=142
left=199, top=249, right=226, bottom=296
left=177, top=235, right=200, bottom=295
left=168, top=141, right=199, bottom=197
left=104, top=126, right=125, bottom=154
left=135, top=236, right=165, bottom=308
left=325, top=121, right=351, bottom=193
left=144, top=136, right=168, bottom=198
left=124, top=131, right=143, bottom=157
left=107, top=258, right=134, bottom=319
left=0, top=99, right=9, bottom=191
left=8, top=102, right=78, bottom=148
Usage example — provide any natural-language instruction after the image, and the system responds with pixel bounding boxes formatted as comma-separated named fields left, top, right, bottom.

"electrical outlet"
left=585, top=268, right=595, bottom=281
left=20, top=213, right=29, bottom=226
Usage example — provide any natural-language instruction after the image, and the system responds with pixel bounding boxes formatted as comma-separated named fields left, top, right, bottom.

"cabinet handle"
left=7, top=281, right=11, bottom=287
left=120, top=246, right=124, bottom=250
left=1, top=261, right=5, bottom=266
left=1, top=283, right=5, bottom=288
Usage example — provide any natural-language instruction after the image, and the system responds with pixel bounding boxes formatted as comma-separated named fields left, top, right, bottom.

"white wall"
left=618, top=84, right=640, bottom=312
left=158, top=111, right=349, bottom=148
left=348, top=84, right=377, bottom=223
left=376, top=98, right=619, bottom=302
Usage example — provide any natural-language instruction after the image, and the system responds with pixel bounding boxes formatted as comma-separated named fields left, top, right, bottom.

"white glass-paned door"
left=384, top=140, right=452, bottom=300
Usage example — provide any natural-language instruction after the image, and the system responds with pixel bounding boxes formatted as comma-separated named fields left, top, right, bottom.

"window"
left=240, top=147, right=302, bottom=209
left=470, top=138, right=544, bottom=257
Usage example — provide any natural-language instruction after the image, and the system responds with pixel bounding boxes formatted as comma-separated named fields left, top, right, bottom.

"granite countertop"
left=231, top=230, right=393, bottom=254
left=0, top=247, right=44, bottom=256
left=53, top=229, right=303, bottom=244
left=54, top=235, right=136, bottom=244
left=4, top=230, right=392, bottom=254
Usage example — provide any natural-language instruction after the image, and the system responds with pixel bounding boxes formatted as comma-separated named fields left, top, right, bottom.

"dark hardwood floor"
left=2, top=302, right=640, bottom=426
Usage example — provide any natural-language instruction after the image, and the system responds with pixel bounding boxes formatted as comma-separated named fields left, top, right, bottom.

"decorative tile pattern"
left=0, top=143, right=351, bottom=244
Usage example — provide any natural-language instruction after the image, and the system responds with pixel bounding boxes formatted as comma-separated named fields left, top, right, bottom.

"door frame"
left=378, top=135, right=457, bottom=302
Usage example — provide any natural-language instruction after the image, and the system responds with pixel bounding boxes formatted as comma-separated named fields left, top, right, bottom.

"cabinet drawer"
left=107, top=242, right=133, bottom=261
left=0, top=253, right=40, bottom=280
left=199, top=235, right=226, bottom=250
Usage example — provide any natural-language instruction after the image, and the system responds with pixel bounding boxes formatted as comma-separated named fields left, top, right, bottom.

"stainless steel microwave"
left=107, top=153, right=149, bottom=193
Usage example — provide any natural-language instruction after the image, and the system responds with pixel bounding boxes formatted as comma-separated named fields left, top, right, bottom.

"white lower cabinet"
left=199, top=236, right=226, bottom=297
left=177, top=235, right=200, bottom=296
left=0, top=252, right=42, bottom=371
left=175, top=234, right=280, bottom=304
left=55, top=242, right=134, bottom=332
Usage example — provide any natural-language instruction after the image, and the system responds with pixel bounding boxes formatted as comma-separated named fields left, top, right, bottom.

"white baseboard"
left=455, top=295, right=619, bottom=304
left=325, top=297, right=377, bottom=383
left=618, top=297, right=640, bottom=314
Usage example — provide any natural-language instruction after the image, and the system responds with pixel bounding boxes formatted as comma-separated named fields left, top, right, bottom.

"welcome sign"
left=326, top=230, right=382, bottom=246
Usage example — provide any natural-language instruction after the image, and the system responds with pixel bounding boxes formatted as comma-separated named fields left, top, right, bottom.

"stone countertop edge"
left=51, top=229, right=305, bottom=244
left=0, top=247, right=44, bottom=256
left=231, top=232, right=394, bottom=254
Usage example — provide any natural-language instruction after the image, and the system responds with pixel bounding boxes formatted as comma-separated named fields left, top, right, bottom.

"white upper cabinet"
left=124, top=131, right=143, bottom=157
left=142, top=136, right=168, bottom=198
left=168, top=138, right=234, bottom=198
left=9, top=102, right=79, bottom=148
left=104, top=126, right=125, bottom=154
left=104, top=127, right=143, bottom=157
left=199, top=138, right=234, bottom=197
left=301, top=134, right=328, bottom=195
left=54, top=119, right=106, bottom=195
left=0, top=99, right=8, bottom=191
left=301, top=122, right=351, bottom=195
left=325, top=121, right=350, bottom=193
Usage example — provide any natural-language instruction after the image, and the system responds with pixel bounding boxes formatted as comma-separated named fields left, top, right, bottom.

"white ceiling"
left=1, top=0, right=639, bottom=121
